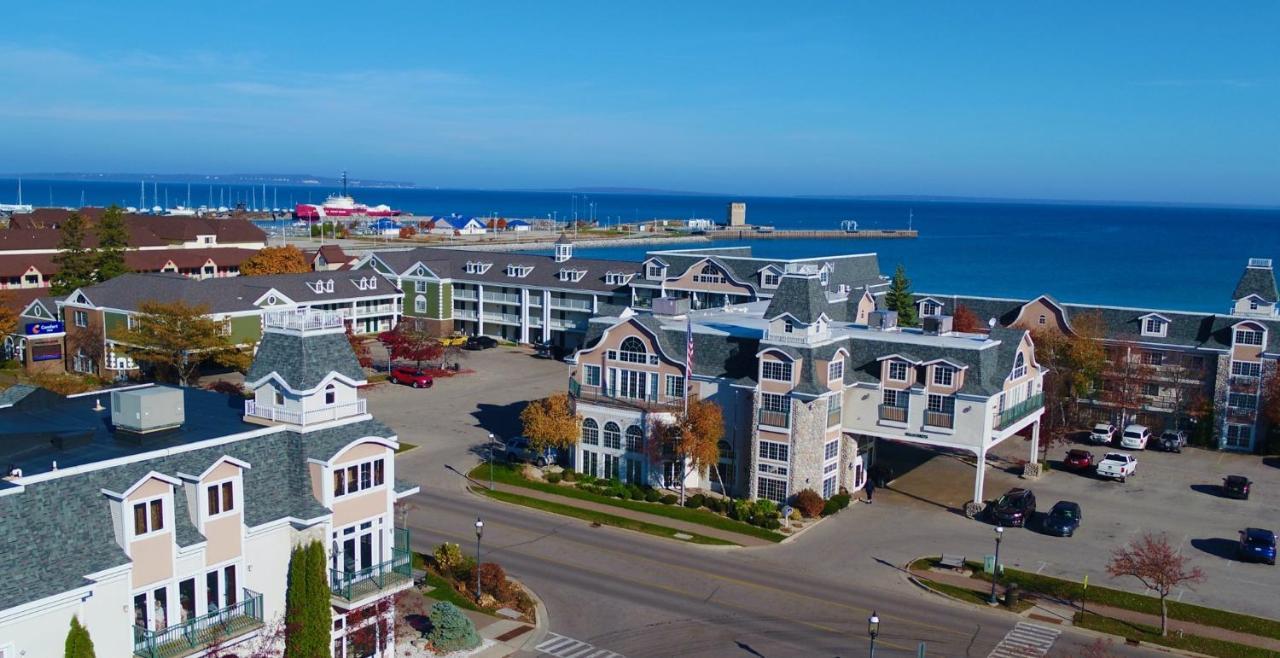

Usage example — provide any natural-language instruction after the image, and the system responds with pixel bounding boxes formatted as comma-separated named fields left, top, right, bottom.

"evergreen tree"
left=884, top=264, right=918, bottom=327
left=284, top=540, right=331, bottom=658
left=64, top=615, right=97, bottom=658
left=51, top=213, right=96, bottom=295
left=94, top=205, right=130, bottom=282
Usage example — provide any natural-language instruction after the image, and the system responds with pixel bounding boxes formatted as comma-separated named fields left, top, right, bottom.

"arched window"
left=1012, top=352, right=1027, bottom=379
left=325, top=384, right=336, bottom=405
left=618, top=337, right=647, bottom=363
left=603, top=422, right=622, bottom=449
left=415, top=295, right=427, bottom=313
left=717, top=439, right=734, bottom=459
left=625, top=425, right=643, bottom=452
left=582, top=418, right=599, bottom=445
left=695, top=264, right=724, bottom=284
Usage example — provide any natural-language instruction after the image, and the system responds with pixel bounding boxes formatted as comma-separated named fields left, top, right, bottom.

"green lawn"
left=476, top=486, right=736, bottom=546
left=1075, top=613, right=1275, bottom=658
left=395, top=441, right=418, bottom=454
left=469, top=462, right=784, bottom=543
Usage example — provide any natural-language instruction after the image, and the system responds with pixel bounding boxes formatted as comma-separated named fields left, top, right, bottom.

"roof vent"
left=868, top=310, right=898, bottom=331
left=1248, top=258, right=1272, bottom=269
left=111, top=387, right=185, bottom=434
left=922, top=315, right=953, bottom=336
left=651, top=297, right=690, bottom=316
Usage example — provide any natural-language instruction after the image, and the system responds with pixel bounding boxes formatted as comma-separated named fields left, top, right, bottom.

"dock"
left=716, top=228, right=917, bottom=240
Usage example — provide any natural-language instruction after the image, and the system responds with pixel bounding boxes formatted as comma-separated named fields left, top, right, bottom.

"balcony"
left=550, top=318, right=586, bottom=331
left=452, top=289, right=478, bottom=301
left=924, top=410, right=954, bottom=429
left=482, top=311, right=521, bottom=325
left=354, top=303, right=395, bottom=316
left=878, top=404, right=907, bottom=423
left=244, top=399, right=367, bottom=426
left=331, top=528, right=413, bottom=605
left=482, top=291, right=521, bottom=305
left=263, top=310, right=344, bottom=332
left=569, top=377, right=683, bottom=412
left=133, top=589, right=263, bottom=658
left=758, top=408, right=791, bottom=429
left=995, top=392, right=1044, bottom=430
left=550, top=297, right=592, bottom=311
left=454, top=308, right=479, bottom=320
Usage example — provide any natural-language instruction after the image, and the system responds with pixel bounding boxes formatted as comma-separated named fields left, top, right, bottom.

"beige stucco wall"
left=855, top=294, right=875, bottom=325
left=205, top=461, right=239, bottom=483
left=129, top=477, right=171, bottom=501
left=130, top=533, right=174, bottom=588
left=1013, top=298, right=1070, bottom=333
left=664, top=260, right=754, bottom=295
left=573, top=319, right=684, bottom=383
left=333, top=489, right=388, bottom=527
left=759, top=352, right=796, bottom=394
left=309, top=462, right=325, bottom=503
left=204, top=513, right=242, bottom=565
left=334, top=441, right=387, bottom=466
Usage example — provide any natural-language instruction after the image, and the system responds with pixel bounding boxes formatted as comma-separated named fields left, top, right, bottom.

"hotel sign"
left=25, top=321, right=64, bottom=336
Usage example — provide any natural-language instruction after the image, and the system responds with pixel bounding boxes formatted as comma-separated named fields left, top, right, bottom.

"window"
left=822, top=474, right=838, bottom=498
left=826, top=395, right=842, bottom=427
left=415, top=295, right=426, bottom=313
left=758, top=440, right=789, bottom=462
left=74, top=310, right=88, bottom=327
left=1012, top=353, right=1027, bottom=379
left=625, top=425, right=643, bottom=452
left=933, top=365, right=954, bottom=386
left=828, top=359, right=844, bottom=384
left=824, top=440, right=839, bottom=461
left=647, top=264, right=664, bottom=279
left=920, top=301, right=940, bottom=317
left=1038, top=314, right=1046, bottom=325
left=618, top=337, right=648, bottom=363
left=1228, top=393, right=1257, bottom=410
left=693, top=265, right=724, bottom=284
left=1225, top=424, right=1253, bottom=448
left=665, top=374, right=685, bottom=398
left=582, top=418, right=599, bottom=445
left=325, top=384, right=336, bottom=405
left=888, top=361, right=908, bottom=381
left=756, top=477, right=788, bottom=504
left=763, top=272, right=780, bottom=287
left=1142, top=383, right=1160, bottom=397
left=1250, top=300, right=1259, bottom=310
left=1235, top=329, right=1264, bottom=346
left=415, top=280, right=427, bottom=292
left=603, top=422, right=622, bottom=449
left=133, top=498, right=164, bottom=536
left=1142, top=317, right=1166, bottom=336
left=1140, top=352, right=1164, bottom=366
left=273, top=390, right=285, bottom=406
left=762, top=360, right=792, bottom=382
left=206, top=481, right=234, bottom=516
left=332, top=458, right=386, bottom=497
left=1232, top=361, right=1262, bottom=377
left=583, top=364, right=601, bottom=387
left=882, top=389, right=904, bottom=408
left=927, top=394, right=955, bottom=414
left=760, top=393, right=790, bottom=414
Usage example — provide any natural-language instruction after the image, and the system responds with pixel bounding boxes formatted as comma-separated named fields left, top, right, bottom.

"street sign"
left=25, top=321, right=64, bottom=336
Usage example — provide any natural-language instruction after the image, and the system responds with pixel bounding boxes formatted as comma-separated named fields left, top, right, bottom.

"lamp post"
left=867, top=611, right=879, bottom=657
left=488, top=433, right=496, bottom=490
left=475, top=518, right=484, bottom=601
left=990, top=526, right=1005, bottom=604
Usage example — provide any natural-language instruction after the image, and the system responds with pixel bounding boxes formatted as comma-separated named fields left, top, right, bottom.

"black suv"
left=465, top=335, right=498, bottom=351
left=991, top=488, right=1037, bottom=527
left=1223, top=475, right=1252, bottom=500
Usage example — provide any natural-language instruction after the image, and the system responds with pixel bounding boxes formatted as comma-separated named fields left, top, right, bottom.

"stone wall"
left=788, top=396, right=828, bottom=499
left=1213, top=354, right=1231, bottom=449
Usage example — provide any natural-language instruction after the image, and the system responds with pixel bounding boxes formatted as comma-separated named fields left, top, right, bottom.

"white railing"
left=528, top=316, right=543, bottom=326
left=452, top=289, right=478, bottom=301
left=550, top=297, right=592, bottom=310
left=482, top=312, right=521, bottom=324
left=550, top=318, right=585, bottom=331
left=263, top=311, right=345, bottom=332
left=245, top=399, right=367, bottom=425
left=482, top=292, right=521, bottom=304
left=454, top=309, right=479, bottom=320
left=355, top=304, right=395, bottom=315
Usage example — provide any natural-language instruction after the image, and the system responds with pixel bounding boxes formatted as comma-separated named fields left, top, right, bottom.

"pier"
left=715, top=228, right=917, bottom=240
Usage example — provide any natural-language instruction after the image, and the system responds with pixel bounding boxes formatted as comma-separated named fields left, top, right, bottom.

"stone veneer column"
left=789, top=397, right=827, bottom=498
left=1212, top=354, right=1231, bottom=449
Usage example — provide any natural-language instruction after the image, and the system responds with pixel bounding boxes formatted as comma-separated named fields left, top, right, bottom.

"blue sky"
left=3, top=2, right=1277, bottom=204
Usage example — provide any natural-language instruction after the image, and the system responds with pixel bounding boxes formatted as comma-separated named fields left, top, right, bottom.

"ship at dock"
left=293, top=171, right=402, bottom=220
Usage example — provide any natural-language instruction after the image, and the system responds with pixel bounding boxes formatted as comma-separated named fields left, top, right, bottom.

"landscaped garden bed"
left=413, top=543, right=536, bottom=623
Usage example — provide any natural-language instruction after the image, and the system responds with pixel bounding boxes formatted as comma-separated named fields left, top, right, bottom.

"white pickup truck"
left=1096, top=452, right=1137, bottom=482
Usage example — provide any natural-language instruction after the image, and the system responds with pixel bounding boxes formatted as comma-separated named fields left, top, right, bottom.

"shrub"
left=629, top=489, right=644, bottom=500
left=433, top=542, right=464, bottom=574
left=64, top=615, right=96, bottom=658
left=561, top=470, right=577, bottom=481
left=821, top=499, right=841, bottom=517
left=832, top=493, right=852, bottom=510
left=761, top=517, right=782, bottom=530
left=685, top=494, right=705, bottom=509
left=753, top=498, right=777, bottom=518
left=792, top=489, right=825, bottom=518
left=545, top=472, right=562, bottom=484
left=470, top=562, right=512, bottom=601
left=660, top=494, right=678, bottom=505
left=204, top=379, right=246, bottom=397
left=705, top=497, right=723, bottom=513
left=728, top=500, right=751, bottom=521
left=451, top=555, right=477, bottom=583
left=788, top=508, right=803, bottom=522
left=426, top=601, right=482, bottom=652
left=644, top=490, right=661, bottom=503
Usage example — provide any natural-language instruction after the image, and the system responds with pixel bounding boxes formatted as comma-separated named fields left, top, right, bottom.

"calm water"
left=3, top=178, right=1277, bottom=312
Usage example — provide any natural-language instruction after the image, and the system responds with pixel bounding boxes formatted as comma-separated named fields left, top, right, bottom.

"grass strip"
left=410, top=552, right=490, bottom=615
left=916, top=576, right=1034, bottom=613
left=395, top=441, right=418, bottom=454
left=1075, top=613, right=1275, bottom=658
left=469, top=463, right=783, bottom=543
left=476, top=486, right=737, bottom=546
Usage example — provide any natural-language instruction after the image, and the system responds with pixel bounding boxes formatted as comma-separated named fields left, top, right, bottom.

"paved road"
left=379, top=347, right=1163, bottom=657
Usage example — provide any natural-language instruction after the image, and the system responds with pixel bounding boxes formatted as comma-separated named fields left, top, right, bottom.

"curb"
left=506, top=576, right=550, bottom=654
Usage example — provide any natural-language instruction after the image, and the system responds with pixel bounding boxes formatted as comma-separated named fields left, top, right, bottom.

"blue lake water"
left=3, top=178, right=1277, bottom=312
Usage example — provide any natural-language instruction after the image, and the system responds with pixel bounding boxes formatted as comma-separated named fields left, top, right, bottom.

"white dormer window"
left=1141, top=316, right=1168, bottom=337
left=888, top=361, right=908, bottom=381
left=646, top=262, right=666, bottom=280
left=828, top=359, right=844, bottom=384
left=465, top=261, right=492, bottom=275
left=132, top=497, right=166, bottom=537
left=784, top=321, right=794, bottom=334
left=920, top=300, right=941, bottom=317
left=933, top=365, right=954, bottom=386
left=1235, top=328, right=1264, bottom=346
left=819, top=269, right=829, bottom=286
left=1251, top=300, right=1259, bottom=310
left=507, top=264, right=533, bottom=278
left=558, top=268, right=586, bottom=282
left=762, top=272, right=780, bottom=288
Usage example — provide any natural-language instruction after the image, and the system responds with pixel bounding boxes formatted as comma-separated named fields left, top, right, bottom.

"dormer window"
left=1012, top=352, right=1027, bottom=379
left=1251, top=300, right=1259, bottom=310
left=888, top=361, right=908, bottom=381
left=325, top=383, right=336, bottom=405
left=646, top=262, right=666, bottom=279
left=605, top=272, right=632, bottom=285
left=784, top=321, right=794, bottom=334
left=762, top=360, right=792, bottom=382
left=559, top=268, right=586, bottom=282
left=762, top=271, right=780, bottom=288
left=132, top=498, right=165, bottom=537
left=933, top=365, right=954, bottom=386
left=693, top=265, right=724, bottom=284
left=1235, top=328, right=1264, bottom=346
left=506, top=264, right=533, bottom=278
left=828, top=359, right=844, bottom=384
left=1141, top=316, right=1168, bottom=337
left=465, top=261, right=492, bottom=275
left=206, top=481, right=235, bottom=517
left=920, top=300, right=941, bottom=317
left=819, top=269, right=829, bottom=286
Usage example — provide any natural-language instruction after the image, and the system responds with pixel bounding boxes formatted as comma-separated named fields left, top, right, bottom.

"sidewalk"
left=484, top=481, right=777, bottom=547
left=909, top=565, right=1280, bottom=652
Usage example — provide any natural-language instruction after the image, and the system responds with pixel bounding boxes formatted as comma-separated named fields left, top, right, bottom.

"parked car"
left=440, top=335, right=468, bottom=347
left=465, top=335, right=499, bottom=351
left=1096, top=452, right=1137, bottom=482
left=1089, top=423, right=1117, bottom=445
left=499, top=436, right=555, bottom=467
left=1063, top=449, right=1095, bottom=472
left=389, top=366, right=434, bottom=388
left=1237, top=528, right=1276, bottom=565
left=1042, top=501, right=1083, bottom=537
left=1223, top=475, right=1252, bottom=500
left=1154, top=430, right=1187, bottom=453
left=1120, top=424, right=1151, bottom=450
left=991, top=488, right=1037, bottom=527
left=535, top=341, right=567, bottom=360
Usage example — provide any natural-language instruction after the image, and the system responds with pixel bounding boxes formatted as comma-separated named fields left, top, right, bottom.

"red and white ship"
left=294, top=172, right=403, bottom=220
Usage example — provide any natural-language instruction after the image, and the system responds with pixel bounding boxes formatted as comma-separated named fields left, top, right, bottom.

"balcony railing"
left=995, top=392, right=1044, bottom=430
left=924, top=410, right=954, bottom=429
left=758, top=408, right=791, bottom=429
left=482, top=292, right=521, bottom=305
left=263, top=310, right=344, bottom=332
left=482, top=312, right=521, bottom=325
left=878, top=404, right=907, bottom=423
left=331, top=528, right=413, bottom=602
left=245, top=399, right=367, bottom=426
left=550, top=318, right=586, bottom=331
left=133, top=589, right=263, bottom=658
left=354, top=303, right=395, bottom=315
left=452, top=289, right=478, bottom=301
left=454, top=308, right=479, bottom=320
left=569, top=377, right=683, bottom=411
left=550, top=297, right=592, bottom=311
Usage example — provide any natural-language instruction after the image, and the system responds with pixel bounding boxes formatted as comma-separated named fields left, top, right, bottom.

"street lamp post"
left=867, top=611, right=879, bottom=657
left=990, top=526, right=1005, bottom=604
left=488, top=433, right=496, bottom=490
left=475, top=518, right=484, bottom=601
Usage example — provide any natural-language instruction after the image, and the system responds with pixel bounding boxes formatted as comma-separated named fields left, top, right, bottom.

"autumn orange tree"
left=951, top=303, right=981, bottom=333
left=241, top=245, right=311, bottom=275
left=345, top=324, right=373, bottom=368
left=377, top=322, right=442, bottom=370
left=1107, top=532, right=1204, bottom=637
left=116, top=300, right=251, bottom=386
left=648, top=398, right=725, bottom=500
left=519, top=393, right=582, bottom=455
left=1100, top=338, right=1157, bottom=428
left=0, top=290, right=16, bottom=338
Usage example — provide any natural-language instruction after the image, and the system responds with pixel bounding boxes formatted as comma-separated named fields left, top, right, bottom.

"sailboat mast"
left=341, top=171, right=348, bottom=197
left=140, top=180, right=145, bottom=209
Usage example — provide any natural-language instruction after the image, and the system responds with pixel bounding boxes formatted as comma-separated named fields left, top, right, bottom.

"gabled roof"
left=58, top=271, right=400, bottom=314
left=361, top=247, right=641, bottom=294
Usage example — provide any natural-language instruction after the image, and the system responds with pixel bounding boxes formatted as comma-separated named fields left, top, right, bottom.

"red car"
left=390, top=366, right=434, bottom=388
left=1063, top=449, right=1095, bottom=472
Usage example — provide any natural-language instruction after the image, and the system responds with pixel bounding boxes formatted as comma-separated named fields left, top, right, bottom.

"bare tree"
left=1106, top=532, right=1205, bottom=636
left=1100, top=340, right=1158, bottom=428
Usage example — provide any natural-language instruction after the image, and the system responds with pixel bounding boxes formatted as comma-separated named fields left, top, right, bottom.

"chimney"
left=922, top=315, right=954, bottom=336
left=868, top=310, right=898, bottom=331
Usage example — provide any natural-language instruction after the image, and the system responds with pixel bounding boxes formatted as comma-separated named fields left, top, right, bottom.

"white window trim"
left=203, top=476, right=240, bottom=522
left=828, top=359, right=844, bottom=384
left=332, top=456, right=388, bottom=500
left=1141, top=317, right=1168, bottom=337
left=130, top=494, right=170, bottom=540
left=888, top=361, right=908, bottom=382
left=762, top=360, right=792, bottom=382
left=933, top=365, right=954, bottom=386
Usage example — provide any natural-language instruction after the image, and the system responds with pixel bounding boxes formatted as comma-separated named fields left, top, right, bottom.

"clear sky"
left=3, top=2, right=1277, bottom=205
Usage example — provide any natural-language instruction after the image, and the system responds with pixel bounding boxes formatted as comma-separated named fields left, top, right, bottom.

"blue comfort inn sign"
left=25, top=321, right=64, bottom=335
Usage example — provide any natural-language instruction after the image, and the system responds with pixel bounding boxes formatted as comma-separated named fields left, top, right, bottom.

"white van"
left=1120, top=424, right=1150, bottom=450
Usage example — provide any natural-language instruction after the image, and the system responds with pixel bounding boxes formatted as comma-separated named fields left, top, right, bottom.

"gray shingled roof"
left=364, top=247, right=640, bottom=294
left=764, top=274, right=830, bottom=324
left=1233, top=266, right=1278, bottom=303
left=67, top=271, right=399, bottom=314
left=246, top=331, right=367, bottom=391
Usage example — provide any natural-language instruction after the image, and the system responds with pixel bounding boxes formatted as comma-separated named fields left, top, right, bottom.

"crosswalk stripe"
left=537, top=633, right=626, bottom=658
left=988, top=622, right=1061, bottom=658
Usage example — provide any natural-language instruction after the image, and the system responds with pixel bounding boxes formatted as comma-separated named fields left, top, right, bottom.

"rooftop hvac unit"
left=651, top=297, right=690, bottom=316
left=922, top=315, right=954, bottom=335
left=868, top=310, right=898, bottom=331
left=111, top=387, right=185, bottom=434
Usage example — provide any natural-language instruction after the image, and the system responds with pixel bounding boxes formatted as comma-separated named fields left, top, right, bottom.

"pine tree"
left=284, top=540, right=331, bottom=658
left=64, top=615, right=97, bottom=658
left=51, top=213, right=96, bottom=295
left=94, top=205, right=130, bottom=282
left=884, top=264, right=918, bottom=327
